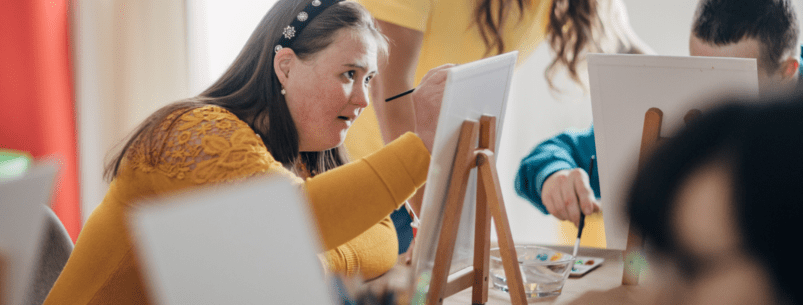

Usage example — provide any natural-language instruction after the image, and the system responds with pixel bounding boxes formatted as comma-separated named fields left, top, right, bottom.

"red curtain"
left=0, top=1, right=81, bottom=242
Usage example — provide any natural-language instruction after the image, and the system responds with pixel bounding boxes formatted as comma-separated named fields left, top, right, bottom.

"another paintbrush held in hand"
left=573, top=155, right=595, bottom=258
left=385, top=64, right=458, bottom=102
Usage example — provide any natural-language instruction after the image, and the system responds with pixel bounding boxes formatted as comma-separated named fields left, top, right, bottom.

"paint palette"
left=569, top=256, right=604, bottom=277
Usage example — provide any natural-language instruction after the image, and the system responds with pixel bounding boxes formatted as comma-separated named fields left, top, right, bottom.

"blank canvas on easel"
left=411, top=51, right=517, bottom=298
left=588, top=54, right=759, bottom=250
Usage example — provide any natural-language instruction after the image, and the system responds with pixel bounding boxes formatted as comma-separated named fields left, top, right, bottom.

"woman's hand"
left=412, top=64, right=454, bottom=153
left=541, top=168, right=601, bottom=227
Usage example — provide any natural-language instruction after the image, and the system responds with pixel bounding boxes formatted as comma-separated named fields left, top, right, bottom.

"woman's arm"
left=515, top=127, right=599, bottom=219
left=371, top=20, right=424, bottom=144
left=145, top=107, right=431, bottom=252
left=304, top=133, right=430, bottom=250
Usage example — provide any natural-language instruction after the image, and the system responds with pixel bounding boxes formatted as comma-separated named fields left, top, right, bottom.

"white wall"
left=75, top=0, right=189, bottom=222
left=76, top=0, right=277, bottom=222
left=186, top=0, right=278, bottom=96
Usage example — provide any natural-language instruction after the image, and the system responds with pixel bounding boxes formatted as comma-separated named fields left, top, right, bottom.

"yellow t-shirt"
left=44, top=106, right=430, bottom=304
left=345, top=0, right=554, bottom=159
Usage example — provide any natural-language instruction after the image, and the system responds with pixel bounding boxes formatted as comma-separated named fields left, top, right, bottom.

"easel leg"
left=477, top=153, right=527, bottom=305
left=623, top=108, right=663, bottom=285
left=425, top=117, right=526, bottom=305
left=426, top=121, right=479, bottom=305
left=472, top=180, right=491, bottom=305
left=622, top=225, right=643, bottom=285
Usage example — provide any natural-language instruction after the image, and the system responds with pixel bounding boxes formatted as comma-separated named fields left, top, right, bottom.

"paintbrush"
left=572, top=155, right=595, bottom=258
left=384, top=88, right=415, bottom=102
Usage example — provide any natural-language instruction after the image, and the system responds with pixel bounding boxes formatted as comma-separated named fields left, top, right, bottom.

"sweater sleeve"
left=135, top=106, right=429, bottom=252
left=514, top=125, right=599, bottom=214
left=304, top=132, right=430, bottom=250
left=321, top=216, right=398, bottom=280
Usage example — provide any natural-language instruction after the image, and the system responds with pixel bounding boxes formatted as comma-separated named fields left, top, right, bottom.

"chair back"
left=0, top=163, right=57, bottom=305
left=25, top=207, right=73, bottom=305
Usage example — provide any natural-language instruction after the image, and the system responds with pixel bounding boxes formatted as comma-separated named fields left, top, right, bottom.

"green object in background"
left=0, top=149, right=32, bottom=180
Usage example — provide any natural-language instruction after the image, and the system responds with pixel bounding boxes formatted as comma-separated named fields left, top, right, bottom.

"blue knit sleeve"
left=514, top=125, right=600, bottom=215
left=798, top=46, right=803, bottom=81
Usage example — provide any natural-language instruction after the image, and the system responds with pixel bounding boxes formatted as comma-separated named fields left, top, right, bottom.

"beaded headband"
left=274, top=0, right=345, bottom=53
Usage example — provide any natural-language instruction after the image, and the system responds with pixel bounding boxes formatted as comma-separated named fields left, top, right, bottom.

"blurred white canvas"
left=131, top=177, right=332, bottom=305
left=588, top=54, right=759, bottom=249
left=0, top=162, right=57, bottom=305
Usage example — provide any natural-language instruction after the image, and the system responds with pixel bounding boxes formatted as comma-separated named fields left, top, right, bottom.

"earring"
left=281, top=88, right=286, bottom=95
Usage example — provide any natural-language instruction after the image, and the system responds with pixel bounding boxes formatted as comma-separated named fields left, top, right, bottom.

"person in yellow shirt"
left=44, top=1, right=451, bottom=304
left=347, top=0, right=652, bottom=252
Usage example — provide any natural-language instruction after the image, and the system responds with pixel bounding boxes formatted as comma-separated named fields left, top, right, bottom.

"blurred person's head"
left=690, top=0, right=800, bottom=94
left=627, top=92, right=803, bottom=304
left=106, top=0, right=387, bottom=180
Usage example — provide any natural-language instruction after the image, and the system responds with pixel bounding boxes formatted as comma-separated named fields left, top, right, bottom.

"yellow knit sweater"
left=44, top=105, right=430, bottom=304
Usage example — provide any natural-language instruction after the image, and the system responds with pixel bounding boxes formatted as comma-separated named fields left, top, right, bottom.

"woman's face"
left=278, top=29, right=378, bottom=152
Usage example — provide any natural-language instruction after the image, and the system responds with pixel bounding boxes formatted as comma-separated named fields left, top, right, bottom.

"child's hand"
left=541, top=168, right=601, bottom=227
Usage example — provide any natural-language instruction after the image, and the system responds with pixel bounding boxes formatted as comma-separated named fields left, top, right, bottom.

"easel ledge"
left=426, top=116, right=527, bottom=305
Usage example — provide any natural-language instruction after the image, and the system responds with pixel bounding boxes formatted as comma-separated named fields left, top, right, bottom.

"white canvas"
left=588, top=54, right=759, bottom=249
left=0, top=163, right=57, bottom=305
left=412, top=51, right=517, bottom=295
left=131, top=177, right=332, bottom=305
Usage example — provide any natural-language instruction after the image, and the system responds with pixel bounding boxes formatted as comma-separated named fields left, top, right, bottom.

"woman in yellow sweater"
left=45, top=1, right=450, bottom=303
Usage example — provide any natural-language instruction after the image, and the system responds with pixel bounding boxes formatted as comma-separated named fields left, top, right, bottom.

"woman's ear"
left=274, top=47, right=296, bottom=87
left=781, top=57, right=800, bottom=79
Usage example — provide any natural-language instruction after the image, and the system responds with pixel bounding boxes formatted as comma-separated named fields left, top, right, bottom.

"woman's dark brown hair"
left=474, top=0, right=601, bottom=89
left=104, top=0, right=387, bottom=181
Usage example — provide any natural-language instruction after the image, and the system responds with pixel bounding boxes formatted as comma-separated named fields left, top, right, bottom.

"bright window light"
left=186, top=0, right=279, bottom=95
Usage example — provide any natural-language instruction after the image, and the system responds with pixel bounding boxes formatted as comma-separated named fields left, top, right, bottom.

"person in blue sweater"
left=516, top=0, right=801, bottom=226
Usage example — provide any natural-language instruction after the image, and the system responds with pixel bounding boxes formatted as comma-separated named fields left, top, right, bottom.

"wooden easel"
left=622, top=107, right=700, bottom=285
left=425, top=115, right=527, bottom=305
